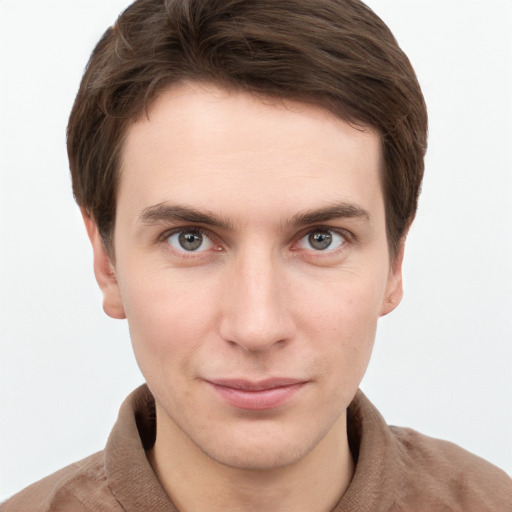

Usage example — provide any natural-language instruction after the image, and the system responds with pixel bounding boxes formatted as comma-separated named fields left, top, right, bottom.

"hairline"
left=98, top=80, right=401, bottom=263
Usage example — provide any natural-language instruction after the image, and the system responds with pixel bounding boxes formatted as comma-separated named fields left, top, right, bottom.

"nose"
left=219, top=248, right=296, bottom=352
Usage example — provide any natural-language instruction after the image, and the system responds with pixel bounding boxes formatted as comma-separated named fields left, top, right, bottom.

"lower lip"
left=207, top=382, right=305, bottom=410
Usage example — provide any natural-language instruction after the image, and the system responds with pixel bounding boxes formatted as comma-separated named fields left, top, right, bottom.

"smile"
left=205, top=378, right=307, bottom=410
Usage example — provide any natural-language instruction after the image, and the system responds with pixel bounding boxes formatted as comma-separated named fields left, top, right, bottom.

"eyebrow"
left=139, top=203, right=232, bottom=229
left=138, top=201, right=371, bottom=229
left=288, top=202, right=371, bottom=226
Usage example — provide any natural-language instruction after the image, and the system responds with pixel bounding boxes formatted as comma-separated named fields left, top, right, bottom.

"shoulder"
left=390, top=426, right=512, bottom=511
left=1, top=451, right=122, bottom=512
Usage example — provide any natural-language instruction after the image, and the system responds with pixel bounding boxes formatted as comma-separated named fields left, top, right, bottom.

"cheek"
left=299, top=268, right=383, bottom=334
left=118, top=269, right=220, bottom=375
left=297, top=273, right=383, bottom=378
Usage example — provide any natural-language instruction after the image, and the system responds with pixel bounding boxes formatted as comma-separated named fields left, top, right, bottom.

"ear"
left=82, top=210, right=126, bottom=320
left=380, top=239, right=405, bottom=317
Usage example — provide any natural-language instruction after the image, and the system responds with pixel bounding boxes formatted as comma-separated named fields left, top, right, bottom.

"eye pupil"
left=179, top=231, right=203, bottom=251
left=308, top=231, right=332, bottom=250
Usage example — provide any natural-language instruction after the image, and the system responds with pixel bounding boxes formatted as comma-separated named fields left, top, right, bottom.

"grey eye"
left=167, top=229, right=213, bottom=252
left=179, top=231, right=203, bottom=250
left=296, top=229, right=346, bottom=252
left=308, top=230, right=333, bottom=250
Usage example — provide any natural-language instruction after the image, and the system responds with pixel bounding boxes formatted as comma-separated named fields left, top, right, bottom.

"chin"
left=199, top=437, right=310, bottom=472
left=192, top=414, right=342, bottom=472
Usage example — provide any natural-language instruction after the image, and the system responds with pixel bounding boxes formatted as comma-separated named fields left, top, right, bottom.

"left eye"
left=167, top=229, right=214, bottom=252
left=296, top=229, right=346, bottom=251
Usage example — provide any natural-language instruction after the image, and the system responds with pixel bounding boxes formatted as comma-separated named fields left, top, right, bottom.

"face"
left=86, top=82, right=403, bottom=471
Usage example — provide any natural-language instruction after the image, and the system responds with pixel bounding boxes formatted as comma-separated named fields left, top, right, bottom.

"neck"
left=148, top=407, right=354, bottom=512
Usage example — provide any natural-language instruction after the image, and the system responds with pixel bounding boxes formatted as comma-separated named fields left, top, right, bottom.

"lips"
left=205, top=378, right=307, bottom=410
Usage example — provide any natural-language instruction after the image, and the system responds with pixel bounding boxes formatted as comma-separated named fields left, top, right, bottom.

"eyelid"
left=291, top=225, right=354, bottom=253
left=159, top=226, right=222, bottom=254
left=159, top=225, right=209, bottom=241
left=295, top=225, right=354, bottom=243
left=156, top=224, right=354, bottom=255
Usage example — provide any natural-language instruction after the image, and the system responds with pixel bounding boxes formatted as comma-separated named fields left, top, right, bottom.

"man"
left=2, top=0, right=511, bottom=510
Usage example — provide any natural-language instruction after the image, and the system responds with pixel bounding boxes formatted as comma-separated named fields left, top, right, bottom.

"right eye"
left=166, top=228, right=214, bottom=252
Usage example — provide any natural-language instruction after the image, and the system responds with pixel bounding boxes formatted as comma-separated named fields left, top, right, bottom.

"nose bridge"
left=219, top=245, right=293, bottom=351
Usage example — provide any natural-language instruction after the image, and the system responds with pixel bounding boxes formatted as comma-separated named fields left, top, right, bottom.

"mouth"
left=204, top=378, right=308, bottom=410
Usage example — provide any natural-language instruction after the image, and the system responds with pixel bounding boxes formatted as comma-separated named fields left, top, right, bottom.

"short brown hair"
left=67, top=0, right=427, bottom=257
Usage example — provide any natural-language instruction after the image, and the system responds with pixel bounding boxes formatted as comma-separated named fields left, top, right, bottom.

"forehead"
left=118, top=82, right=384, bottom=226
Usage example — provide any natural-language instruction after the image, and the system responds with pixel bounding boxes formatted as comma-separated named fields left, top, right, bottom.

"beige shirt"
left=2, top=385, right=511, bottom=511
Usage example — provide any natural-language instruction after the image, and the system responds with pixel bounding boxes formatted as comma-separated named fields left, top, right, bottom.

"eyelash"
left=291, top=226, right=352, bottom=256
left=159, top=225, right=353, bottom=258
left=159, top=227, right=221, bottom=258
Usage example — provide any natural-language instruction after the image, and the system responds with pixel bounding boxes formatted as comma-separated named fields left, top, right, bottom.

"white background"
left=1, top=0, right=511, bottom=501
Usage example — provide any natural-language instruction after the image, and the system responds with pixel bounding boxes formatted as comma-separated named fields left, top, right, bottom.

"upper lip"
left=205, top=378, right=307, bottom=391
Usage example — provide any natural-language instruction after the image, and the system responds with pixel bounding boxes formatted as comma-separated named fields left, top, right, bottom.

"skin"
left=84, top=82, right=404, bottom=512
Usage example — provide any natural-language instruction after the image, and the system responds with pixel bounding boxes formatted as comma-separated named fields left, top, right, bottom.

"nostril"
left=220, top=315, right=294, bottom=352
